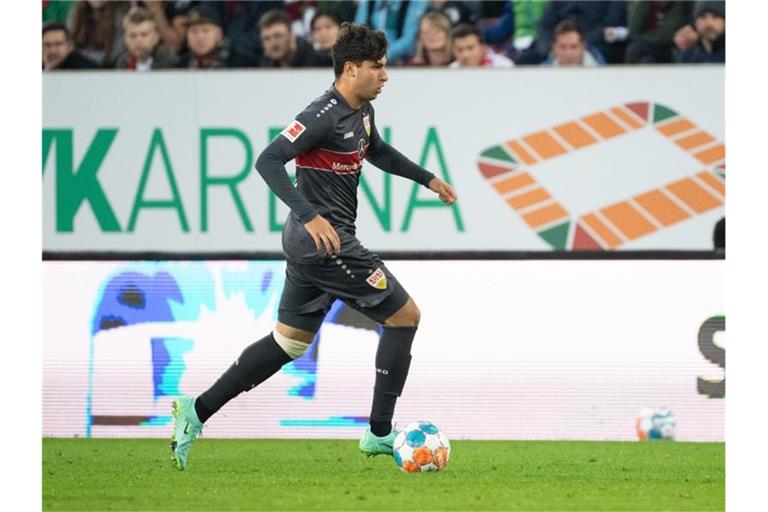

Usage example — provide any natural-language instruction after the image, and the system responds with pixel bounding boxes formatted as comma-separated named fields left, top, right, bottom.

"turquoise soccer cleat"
left=359, top=426, right=399, bottom=457
left=170, top=396, right=203, bottom=470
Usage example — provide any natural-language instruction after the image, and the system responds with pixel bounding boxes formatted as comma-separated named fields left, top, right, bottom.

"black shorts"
left=277, top=230, right=410, bottom=333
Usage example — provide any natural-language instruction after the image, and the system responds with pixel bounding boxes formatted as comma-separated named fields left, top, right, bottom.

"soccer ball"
left=636, top=408, right=676, bottom=440
left=393, top=421, right=451, bottom=473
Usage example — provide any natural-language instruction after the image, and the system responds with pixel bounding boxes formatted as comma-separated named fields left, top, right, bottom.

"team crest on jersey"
left=363, top=114, right=371, bottom=136
left=280, top=120, right=306, bottom=143
left=366, top=267, right=387, bottom=290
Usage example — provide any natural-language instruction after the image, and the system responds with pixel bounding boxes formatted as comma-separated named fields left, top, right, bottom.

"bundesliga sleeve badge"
left=281, top=120, right=306, bottom=143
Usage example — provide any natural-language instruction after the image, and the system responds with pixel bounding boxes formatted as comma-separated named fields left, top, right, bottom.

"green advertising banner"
left=43, top=67, right=724, bottom=253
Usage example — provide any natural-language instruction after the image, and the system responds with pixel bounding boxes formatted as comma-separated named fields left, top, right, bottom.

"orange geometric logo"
left=477, top=102, right=725, bottom=250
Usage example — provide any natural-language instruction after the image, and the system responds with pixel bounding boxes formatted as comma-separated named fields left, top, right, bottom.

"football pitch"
left=43, top=438, right=723, bottom=511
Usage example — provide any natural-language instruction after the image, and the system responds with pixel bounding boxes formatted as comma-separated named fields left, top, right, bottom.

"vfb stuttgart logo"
left=476, top=102, right=725, bottom=250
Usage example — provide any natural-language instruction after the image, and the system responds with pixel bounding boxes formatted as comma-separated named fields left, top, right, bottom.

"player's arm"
left=255, top=113, right=341, bottom=254
left=365, top=114, right=457, bottom=205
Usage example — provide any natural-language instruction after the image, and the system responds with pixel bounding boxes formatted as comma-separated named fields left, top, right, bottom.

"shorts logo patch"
left=366, top=267, right=387, bottom=290
left=281, top=120, right=306, bottom=143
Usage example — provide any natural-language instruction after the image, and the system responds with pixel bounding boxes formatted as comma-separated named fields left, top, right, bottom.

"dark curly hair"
left=332, top=22, right=388, bottom=78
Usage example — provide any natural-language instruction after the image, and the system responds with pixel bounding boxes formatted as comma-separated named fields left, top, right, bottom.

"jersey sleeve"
left=254, top=109, right=333, bottom=223
left=366, top=106, right=435, bottom=188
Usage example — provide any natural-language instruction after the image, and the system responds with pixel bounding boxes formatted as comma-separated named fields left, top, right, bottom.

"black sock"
left=194, top=332, right=293, bottom=423
left=369, top=326, right=417, bottom=436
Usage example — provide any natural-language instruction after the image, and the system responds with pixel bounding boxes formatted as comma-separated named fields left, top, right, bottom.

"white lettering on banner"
left=41, top=68, right=724, bottom=252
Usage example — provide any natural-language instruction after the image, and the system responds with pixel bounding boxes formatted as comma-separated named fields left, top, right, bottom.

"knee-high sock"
left=195, top=333, right=293, bottom=423
left=369, top=326, right=417, bottom=436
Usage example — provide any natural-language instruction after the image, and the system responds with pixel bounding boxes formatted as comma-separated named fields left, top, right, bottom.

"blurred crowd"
left=42, top=0, right=725, bottom=72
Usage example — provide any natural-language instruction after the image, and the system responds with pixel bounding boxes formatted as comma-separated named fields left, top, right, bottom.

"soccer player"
left=170, top=22, right=457, bottom=470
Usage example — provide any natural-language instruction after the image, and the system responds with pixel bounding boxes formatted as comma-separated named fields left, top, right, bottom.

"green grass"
left=43, top=439, right=724, bottom=511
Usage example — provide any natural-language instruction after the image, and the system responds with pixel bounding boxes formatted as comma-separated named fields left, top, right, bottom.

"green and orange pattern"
left=476, top=102, right=725, bottom=250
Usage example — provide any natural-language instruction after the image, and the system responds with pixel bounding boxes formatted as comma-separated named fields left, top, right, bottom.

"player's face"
left=42, top=29, right=73, bottom=69
left=553, top=31, right=585, bottom=66
left=261, top=23, right=293, bottom=61
left=187, top=23, right=222, bottom=57
left=452, top=34, right=484, bottom=66
left=124, top=21, right=159, bottom=61
left=355, top=57, right=388, bottom=101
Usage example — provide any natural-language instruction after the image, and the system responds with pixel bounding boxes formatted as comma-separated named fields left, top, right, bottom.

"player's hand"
left=428, top=177, right=457, bottom=205
left=304, top=215, right=341, bottom=255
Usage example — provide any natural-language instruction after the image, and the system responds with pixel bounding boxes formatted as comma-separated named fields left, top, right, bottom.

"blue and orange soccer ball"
left=636, top=408, right=677, bottom=440
left=393, top=421, right=451, bottom=473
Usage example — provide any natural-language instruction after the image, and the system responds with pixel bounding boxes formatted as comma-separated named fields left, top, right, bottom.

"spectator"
left=317, top=1, right=358, bottom=23
left=409, top=10, right=454, bottom=66
left=484, top=0, right=549, bottom=55
left=676, top=1, right=725, bottom=63
left=115, top=7, right=177, bottom=70
left=43, top=0, right=74, bottom=23
left=193, top=1, right=283, bottom=69
left=142, top=1, right=201, bottom=54
left=259, top=9, right=333, bottom=68
left=517, top=0, right=626, bottom=65
left=178, top=4, right=255, bottom=69
left=449, top=23, right=514, bottom=68
left=310, top=9, right=342, bottom=57
left=541, top=19, right=606, bottom=66
left=42, top=21, right=98, bottom=70
left=673, top=23, right=699, bottom=53
left=354, top=0, right=430, bottom=63
left=625, top=1, right=692, bottom=63
left=428, top=0, right=479, bottom=27
left=67, top=0, right=130, bottom=68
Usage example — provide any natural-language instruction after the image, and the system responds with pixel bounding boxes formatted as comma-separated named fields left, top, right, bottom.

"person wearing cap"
left=258, top=9, right=333, bottom=68
left=177, top=4, right=256, bottom=69
left=674, top=1, right=725, bottom=63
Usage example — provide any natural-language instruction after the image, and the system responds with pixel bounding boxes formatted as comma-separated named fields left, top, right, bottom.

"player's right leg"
left=170, top=264, right=329, bottom=470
